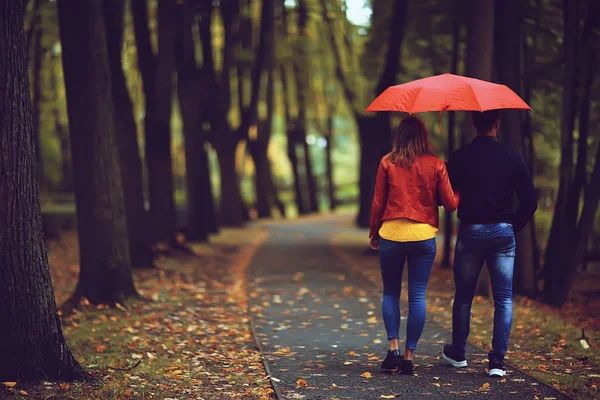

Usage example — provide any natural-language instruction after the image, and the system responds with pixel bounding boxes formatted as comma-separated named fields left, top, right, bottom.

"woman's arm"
left=437, top=162, right=460, bottom=212
left=369, top=160, right=389, bottom=238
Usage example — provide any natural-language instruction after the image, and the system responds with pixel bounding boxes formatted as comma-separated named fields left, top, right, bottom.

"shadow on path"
left=248, top=215, right=568, bottom=399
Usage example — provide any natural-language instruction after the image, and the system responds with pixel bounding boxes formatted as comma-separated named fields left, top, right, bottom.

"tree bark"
left=175, top=2, right=217, bottom=241
left=103, top=0, right=154, bottom=268
left=325, top=113, right=337, bottom=211
left=462, top=0, right=495, bottom=145
left=31, top=22, right=45, bottom=190
left=495, top=0, right=536, bottom=296
left=131, top=0, right=177, bottom=244
left=0, top=0, right=88, bottom=381
left=441, top=2, right=461, bottom=269
left=58, top=0, right=138, bottom=305
left=542, top=0, right=585, bottom=302
left=356, top=115, right=378, bottom=227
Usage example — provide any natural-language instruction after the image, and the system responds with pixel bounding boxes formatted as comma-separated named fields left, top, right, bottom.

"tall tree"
left=279, top=0, right=308, bottom=215
left=103, top=0, right=154, bottom=268
left=542, top=0, right=600, bottom=307
left=30, top=7, right=45, bottom=189
left=441, top=1, right=461, bottom=269
left=247, top=0, right=278, bottom=218
left=202, top=0, right=269, bottom=226
left=174, top=0, right=218, bottom=240
left=58, top=0, right=138, bottom=305
left=461, top=0, right=495, bottom=145
left=0, top=0, right=87, bottom=381
left=132, top=0, right=178, bottom=244
left=495, top=0, right=537, bottom=295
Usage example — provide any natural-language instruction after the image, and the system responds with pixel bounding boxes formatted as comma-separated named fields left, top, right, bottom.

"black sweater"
left=447, top=136, right=538, bottom=233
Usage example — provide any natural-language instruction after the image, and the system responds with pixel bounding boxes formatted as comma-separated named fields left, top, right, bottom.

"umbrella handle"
left=437, top=109, right=444, bottom=134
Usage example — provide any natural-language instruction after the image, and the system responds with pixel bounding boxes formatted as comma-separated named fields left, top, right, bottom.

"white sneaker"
left=489, top=367, right=506, bottom=377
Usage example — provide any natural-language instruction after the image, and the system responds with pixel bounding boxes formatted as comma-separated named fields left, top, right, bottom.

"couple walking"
left=369, top=110, right=537, bottom=377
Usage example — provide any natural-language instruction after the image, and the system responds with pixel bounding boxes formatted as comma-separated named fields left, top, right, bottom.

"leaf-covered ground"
left=330, top=221, right=600, bottom=400
left=1, top=227, right=275, bottom=400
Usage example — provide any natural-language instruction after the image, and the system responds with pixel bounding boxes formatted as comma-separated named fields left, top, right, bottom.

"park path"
left=247, top=215, right=568, bottom=400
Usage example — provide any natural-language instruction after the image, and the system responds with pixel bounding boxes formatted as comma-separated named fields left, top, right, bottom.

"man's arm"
left=513, top=155, right=538, bottom=233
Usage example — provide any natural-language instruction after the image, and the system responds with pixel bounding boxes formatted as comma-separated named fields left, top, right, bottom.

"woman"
left=369, top=116, right=460, bottom=375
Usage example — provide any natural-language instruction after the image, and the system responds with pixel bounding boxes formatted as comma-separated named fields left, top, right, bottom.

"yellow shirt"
left=379, top=218, right=438, bottom=242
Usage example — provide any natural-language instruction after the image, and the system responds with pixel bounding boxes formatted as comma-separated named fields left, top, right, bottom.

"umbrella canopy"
left=365, top=73, right=531, bottom=113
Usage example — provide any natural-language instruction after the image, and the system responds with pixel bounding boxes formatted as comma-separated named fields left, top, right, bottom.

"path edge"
left=243, top=227, right=283, bottom=399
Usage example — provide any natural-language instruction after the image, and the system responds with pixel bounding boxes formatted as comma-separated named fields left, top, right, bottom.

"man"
left=442, top=110, right=537, bottom=377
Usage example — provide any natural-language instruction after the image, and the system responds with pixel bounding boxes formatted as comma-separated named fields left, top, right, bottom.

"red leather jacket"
left=369, top=154, right=460, bottom=238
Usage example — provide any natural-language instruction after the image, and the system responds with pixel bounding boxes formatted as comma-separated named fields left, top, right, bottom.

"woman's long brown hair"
left=389, top=115, right=435, bottom=167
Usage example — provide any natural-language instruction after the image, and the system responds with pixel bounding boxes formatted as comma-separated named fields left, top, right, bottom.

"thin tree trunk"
left=542, top=0, right=584, bottom=302
left=58, top=0, right=138, bottom=306
left=462, top=0, right=495, bottom=146
left=357, top=0, right=409, bottom=227
left=31, top=23, right=44, bottom=189
left=442, top=3, right=460, bottom=269
left=0, top=0, right=88, bottom=381
left=495, top=0, right=536, bottom=296
left=50, top=52, right=72, bottom=192
left=175, top=2, right=215, bottom=241
left=325, top=113, right=336, bottom=211
left=148, top=0, right=177, bottom=244
left=216, top=136, right=246, bottom=226
left=103, top=0, right=154, bottom=268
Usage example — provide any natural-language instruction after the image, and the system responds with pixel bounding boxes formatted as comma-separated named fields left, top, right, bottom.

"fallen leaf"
left=59, top=383, right=71, bottom=390
left=95, top=345, right=106, bottom=352
left=2, top=382, right=16, bottom=388
left=348, top=351, right=359, bottom=357
left=146, top=352, right=156, bottom=360
left=296, top=379, right=308, bottom=387
left=432, top=383, right=441, bottom=387
left=480, top=383, right=490, bottom=391
left=124, top=389, right=133, bottom=397
left=19, top=390, right=28, bottom=396
left=369, top=356, right=379, bottom=361
left=361, top=372, right=373, bottom=379
left=367, top=316, right=377, bottom=324
left=500, top=378, right=507, bottom=383
left=381, top=396, right=395, bottom=399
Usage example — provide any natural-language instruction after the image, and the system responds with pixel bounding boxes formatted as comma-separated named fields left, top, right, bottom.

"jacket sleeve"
left=513, top=155, right=538, bottom=233
left=437, top=162, right=460, bottom=212
left=369, top=160, right=388, bottom=238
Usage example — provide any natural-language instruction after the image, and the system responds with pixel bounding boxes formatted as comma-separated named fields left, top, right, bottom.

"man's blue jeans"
left=379, top=238, right=436, bottom=351
left=451, top=223, right=516, bottom=364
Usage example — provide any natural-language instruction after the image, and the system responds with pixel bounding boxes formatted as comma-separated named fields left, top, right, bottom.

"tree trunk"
left=442, top=3, right=460, bottom=269
left=0, top=0, right=88, bottom=381
left=147, top=0, right=177, bottom=244
left=50, top=52, right=73, bottom=192
left=542, top=0, right=583, bottom=302
left=462, top=0, right=495, bottom=145
left=357, top=0, right=408, bottom=227
left=495, top=0, right=536, bottom=296
left=356, top=115, right=379, bottom=227
left=325, top=114, right=337, bottom=211
left=58, top=0, right=138, bottom=305
left=215, top=134, right=246, bottom=226
left=249, top=139, right=272, bottom=218
left=31, top=22, right=45, bottom=190
left=175, top=3, right=217, bottom=241
left=103, top=0, right=154, bottom=268
left=543, top=1, right=599, bottom=306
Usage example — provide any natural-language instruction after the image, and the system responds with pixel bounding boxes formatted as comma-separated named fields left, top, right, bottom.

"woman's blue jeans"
left=451, top=223, right=516, bottom=365
left=379, top=237, right=436, bottom=351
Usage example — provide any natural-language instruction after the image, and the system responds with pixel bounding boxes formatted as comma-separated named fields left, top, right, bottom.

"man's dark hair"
left=472, top=110, right=500, bottom=134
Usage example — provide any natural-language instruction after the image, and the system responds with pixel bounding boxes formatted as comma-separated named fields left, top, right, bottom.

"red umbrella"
left=365, top=73, right=531, bottom=113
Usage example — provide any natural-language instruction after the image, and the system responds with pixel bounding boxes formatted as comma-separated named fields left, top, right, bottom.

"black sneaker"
left=489, top=360, right=506, bottom=377
left=400, top=359, right=414, bottom=375
left=442, top=344, right=467, bottom=368
left=381, top=349, right=402, bottom=370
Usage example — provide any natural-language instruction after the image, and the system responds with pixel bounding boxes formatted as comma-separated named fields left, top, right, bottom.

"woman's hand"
left=369, top=237, right=380, bottom=251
